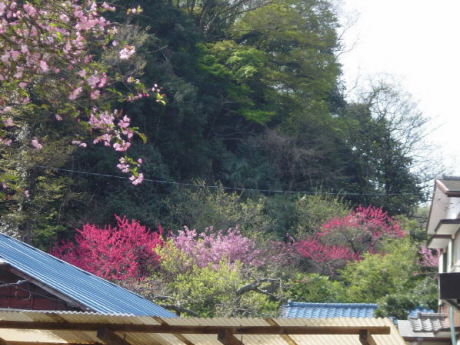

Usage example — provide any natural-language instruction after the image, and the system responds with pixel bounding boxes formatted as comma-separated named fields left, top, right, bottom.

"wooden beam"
left=218, top=330, right=244, bottom=345
left=265, top=318, right=299, bottom=345
left=6, top=342, right=102, bottom=345
left=0, top=321, right=391, bottom=335
left=153, top=317, right=196, bottom=345
left=359, top=330, right=378, bottom=345
left=97, top=328, right=132, bottom=345
left=359, top=330, right=370, bottom=345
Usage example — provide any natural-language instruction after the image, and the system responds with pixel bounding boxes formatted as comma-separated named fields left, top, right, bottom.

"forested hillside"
left=0, top=0, right=438, bottom=318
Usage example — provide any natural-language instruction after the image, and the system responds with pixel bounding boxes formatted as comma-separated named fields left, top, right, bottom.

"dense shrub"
left=165, top=184, right=273, bottom=234
left=294, top=194, right=350, bottom=238
left=51, top=216, right=163, bottom=280
left=154, top=242, right=280, bottom=317
left=295, top=206, right=405, bottom=274
left=172, top=227, right=263, bottom=267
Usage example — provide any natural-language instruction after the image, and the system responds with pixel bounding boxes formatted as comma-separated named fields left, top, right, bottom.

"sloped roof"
left=0, top=233, right=176, bottom=317
left=397, top=313, right=450, bottom=341
left=437, top=177, right=460, bottom=196
left=427, top=177, right=460, bottom=239
left=280, top=302, right=377, bottom=318
left=407, top=307, right=435, bottom=319
left=0, top=310, right=406, bottom=345
left=409, top=312, right=449, bottom=333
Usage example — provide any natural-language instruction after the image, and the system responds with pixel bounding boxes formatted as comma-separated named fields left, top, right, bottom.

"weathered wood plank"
left=265, top=318, right=299, bottom=345
left=98, top=328, right=132, bottom=345
left=218, top=330, right=244, bottom=345
left=0, top=321, right=391, bottom=335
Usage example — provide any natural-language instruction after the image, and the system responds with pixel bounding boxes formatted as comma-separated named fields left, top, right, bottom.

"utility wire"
left=37, top=165, right=420, bottom=197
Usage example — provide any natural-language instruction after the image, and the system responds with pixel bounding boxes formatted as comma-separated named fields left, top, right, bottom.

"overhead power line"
left=37, top=165, right=420, bottom=197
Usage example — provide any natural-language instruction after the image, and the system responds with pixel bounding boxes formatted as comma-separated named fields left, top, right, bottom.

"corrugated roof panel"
left=181, top=333, right=221, bottom=345
left=1, top=329, right=67, bottom=343
left=50, top=330, right=98, bottom=344
left=0, top=311, right=406, bottom=345
left=165, top=318, right=270, bottom=326
left=242, top=334, right=286, bottom=345
left=280, top=302, right=377, bottom=318
left=292, top=334, right=359, bottom=345
left=274, top=317, right=386, bottom=327
left=121, top=331, right=182, bottom=345
left=0, top=234, right=176, bottom=317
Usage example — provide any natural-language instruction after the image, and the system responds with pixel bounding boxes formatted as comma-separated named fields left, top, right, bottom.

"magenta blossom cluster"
left=51, top=215, right=163, bottom=280
left=295, top=239, right=360, bottom=263
left=321, top=206, right=405, bottom=239
left=295, top=206, right=405, bottom=272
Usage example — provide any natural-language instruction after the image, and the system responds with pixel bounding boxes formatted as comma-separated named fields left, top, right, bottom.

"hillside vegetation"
left=0, top=0, right=438, bottom=318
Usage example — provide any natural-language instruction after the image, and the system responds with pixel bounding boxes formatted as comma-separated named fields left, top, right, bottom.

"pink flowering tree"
left=419, top=246, right=440, bottom=268
left=295, top=206, right=406, bottom=274
left=172, top=227, right=264, bottom=268
left=0, top=0, right=164, bottom=197
left=51, top=216, right=164, bottom=280
left=164, top=226, right=294, bottom=271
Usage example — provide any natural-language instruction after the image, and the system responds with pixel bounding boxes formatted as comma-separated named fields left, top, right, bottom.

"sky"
left=338, top=0, right=460, bottom=174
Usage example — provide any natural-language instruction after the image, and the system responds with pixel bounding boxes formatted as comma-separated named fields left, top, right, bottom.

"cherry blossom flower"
left=119, top=45, right=136, bottom=60
left=0, top=138, right=12, bottom=146
left=31, top=138, right=43, bottom=149
left=71, top=140, right=87, bottom=148
left=129, top=173, right=144, bottom=185
left=39, top=60, right=49, bottom=72
left=3, top=117, right=14, bottom=127
left=0, top=0, right=161, bottom=186
left=68, top=87, right=83, bottom=100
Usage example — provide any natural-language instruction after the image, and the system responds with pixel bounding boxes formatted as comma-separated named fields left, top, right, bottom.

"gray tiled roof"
left=409, top=313, right=448, bottom=332
left=280, top=302, right=377, bottom=318
left=0, top=233, right=176, bottom=317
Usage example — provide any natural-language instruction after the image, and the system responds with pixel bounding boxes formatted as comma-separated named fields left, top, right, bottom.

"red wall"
left=0, top=268, right=81, bottom=311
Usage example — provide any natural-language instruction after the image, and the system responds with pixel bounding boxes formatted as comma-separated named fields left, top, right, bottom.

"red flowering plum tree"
left=51, top=216, right=163, bottom=280
left=295, top=206, right=406, bottom=274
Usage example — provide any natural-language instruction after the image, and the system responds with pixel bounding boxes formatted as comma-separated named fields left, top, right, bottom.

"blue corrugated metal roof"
left=280, top=302, right=377, bottom=318
left=0, top=233, right=176, bottom=317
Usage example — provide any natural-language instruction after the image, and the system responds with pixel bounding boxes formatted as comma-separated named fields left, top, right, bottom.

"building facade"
left=426, top=177, right=460, bottom=344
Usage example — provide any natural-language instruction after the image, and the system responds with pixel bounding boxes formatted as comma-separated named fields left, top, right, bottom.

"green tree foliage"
left=293, top=194, right=349, bottom=239
left=340, top=82, right=427, bottom=214
left=165, top=183, right=273, bottom=234
left=375, top=277, right=438, bottom=319
left=340, top=238, right=422, bottom=303
left=283, top=235, right=438, bottom=318
left=285, top=273, right=346, bottom=302
left=52, top=205, right=436, bottom=318
left=1, top=0, right=428, bottom=250
left=1, top=0, right=438, bottom=320
left=137, top=242, right=280, bottom=317
left=0, top=5, right=157, bottom=246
